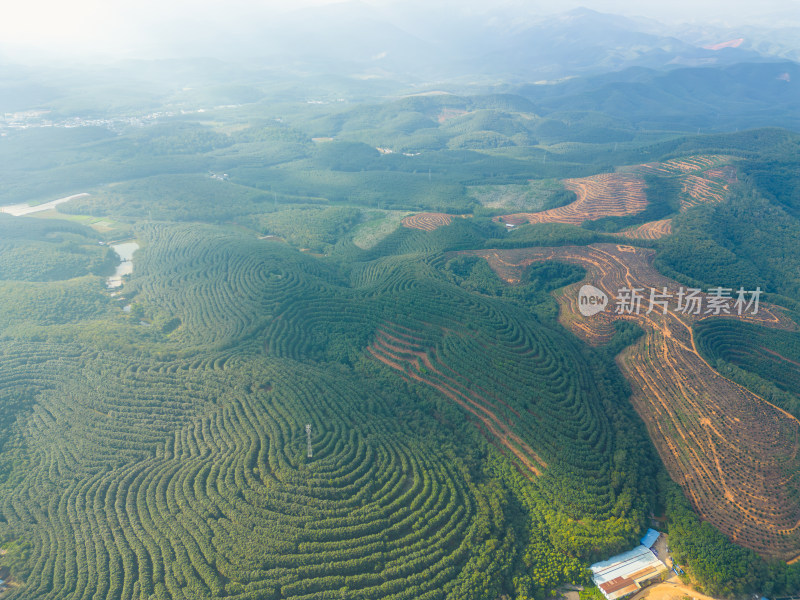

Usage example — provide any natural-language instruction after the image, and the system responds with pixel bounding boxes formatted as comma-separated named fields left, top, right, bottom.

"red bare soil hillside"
left=455, top=244, right=800, bottom=560
left=496, top=173, right=648, bottom=226
left=615, top=218, right=673, bottom=240
left=496, top=155, right=736, bottom=232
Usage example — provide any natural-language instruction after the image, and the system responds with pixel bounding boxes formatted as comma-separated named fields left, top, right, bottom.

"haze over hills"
left=135, top=4, right=793, bottom=80
left=517, top=60, right=800, bottom=131
left=2, top=2, right=798, bottom=129
left=1, top=2, right=800, bottom=599
left=209, top=4, right=770, bottom=80
left=1, top=2, right=796, bottom=73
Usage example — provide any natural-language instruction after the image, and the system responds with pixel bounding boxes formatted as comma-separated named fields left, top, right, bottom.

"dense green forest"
left=2, top=79, right=800, bottom=600
left=655, top=183, right=800, bottom=307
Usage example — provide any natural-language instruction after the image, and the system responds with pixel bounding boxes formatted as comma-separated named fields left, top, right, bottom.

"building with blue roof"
left=640, top=528, right=661, bottom=549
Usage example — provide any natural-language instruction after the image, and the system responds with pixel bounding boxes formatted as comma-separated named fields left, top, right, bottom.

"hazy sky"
left=1, top=0, right=798, bottom=61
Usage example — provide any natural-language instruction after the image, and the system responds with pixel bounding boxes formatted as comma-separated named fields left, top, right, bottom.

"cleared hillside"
left=458, top=243, right=800, bottom=560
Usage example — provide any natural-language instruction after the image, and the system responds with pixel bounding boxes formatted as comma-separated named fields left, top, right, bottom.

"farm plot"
left=634, top=154, right=732, bottom=176
left=456, top=243, right=800, bottom=560
left=636, top=155, right=737, bottom=210
left=495, top=155, right=736, bottom=228
left=368, top=324, right=547, bottom=476
left=0, top=346, right=502, bottom=600
left=678, top=166, right=738, bottom=209
left=357, top=281, right=655, bottom=557
left=401, top=212, right=467, bottom=231
left=615, top=218, right=673, bottom=240
left=495, top=173, right=648, bottom=226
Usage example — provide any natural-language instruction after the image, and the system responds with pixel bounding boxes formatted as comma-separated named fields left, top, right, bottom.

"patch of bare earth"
left=453, top=243, right=800, bottom=560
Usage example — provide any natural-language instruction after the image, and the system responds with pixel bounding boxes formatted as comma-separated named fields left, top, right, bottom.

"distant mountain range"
left=516, top=60, right=800, bottom=131
left=1, top=4, right=797, bottom=133
left=166, top=4, right=780, bottom=82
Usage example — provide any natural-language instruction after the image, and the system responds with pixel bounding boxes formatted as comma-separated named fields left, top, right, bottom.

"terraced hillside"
left=615, top=218, right=673, bottom=240
left=368, top=324, right=547, bottom=476
left=695, top=319, right=800, bottom=417
left=458, top=244, right=800, bottom=560
left=357, top=304, right=654, bottom=561
left=496, top=173, right=648, bottom=226
left=0, top=221, right=655, bottom=598
left=636, top=155, right=737, bottom=210
left=401, top=213, right=466, bottom=231
left=127, top=223, right=346, bottom=352
left=3, top=62, right=800, bottom=598
left=496, top=155, right=736, bottom=238
left=634, top=154, right=731, bottom=176
left=0, top=343, right=516, bottom=600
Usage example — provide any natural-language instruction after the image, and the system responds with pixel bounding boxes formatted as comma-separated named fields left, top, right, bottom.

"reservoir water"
left=107, top=242, right=139, bottom=289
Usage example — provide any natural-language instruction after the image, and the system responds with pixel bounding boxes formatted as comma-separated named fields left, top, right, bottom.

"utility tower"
left=305, top=424, right=313, bottom=458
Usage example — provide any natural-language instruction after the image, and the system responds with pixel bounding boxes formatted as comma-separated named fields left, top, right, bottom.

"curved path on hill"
left=386, top=155, right=796, bottom=559
left=494, top=172, right=648, bottom=226
left=456, top=243, right=800, bottom=560
left=494, top=154, right=735, bottom=238
left=402, top=212, right=468, bottom=231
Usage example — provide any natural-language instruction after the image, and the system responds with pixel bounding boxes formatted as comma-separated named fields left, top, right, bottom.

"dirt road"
left=631, top=579, right=719, bottom=600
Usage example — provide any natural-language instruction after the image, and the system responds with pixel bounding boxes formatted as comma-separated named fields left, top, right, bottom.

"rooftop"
left=591, top=545, right=668, bottom=600
left=640, top=528, right=660, bottom=548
